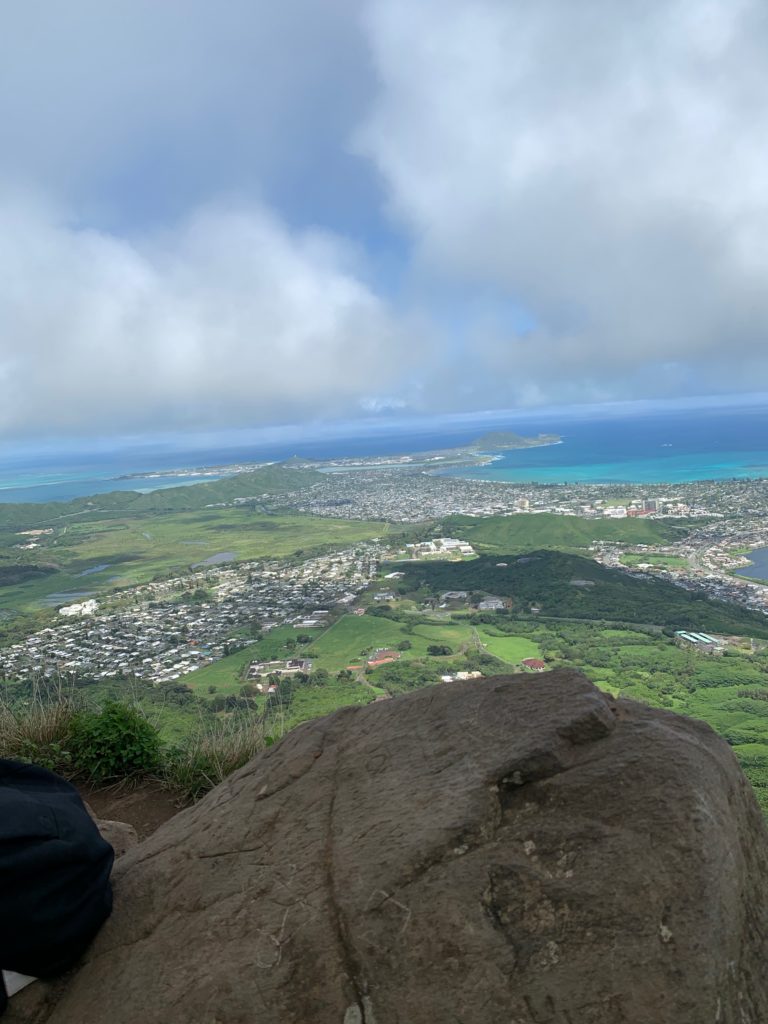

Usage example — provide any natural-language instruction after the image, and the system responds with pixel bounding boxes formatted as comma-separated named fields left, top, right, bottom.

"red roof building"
left=521, top=658, right=547, bottom=672
left=366, top=649, right=401, bottom=667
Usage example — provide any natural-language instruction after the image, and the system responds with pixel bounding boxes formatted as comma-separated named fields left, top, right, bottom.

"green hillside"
left=125, top=466, right=324, bottom=512
left=0, top=464, right=323, bottom=532
left=394, top=549, right=768, bottom=638
left=441, top=512, right=696, bottom=552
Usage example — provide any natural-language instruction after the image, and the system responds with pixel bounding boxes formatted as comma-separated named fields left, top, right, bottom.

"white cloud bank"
left=4, top=0, right=768, bottom=439
left=0, top=196, right=408, bottom=436
left=358, top=0, right=768, bottom=407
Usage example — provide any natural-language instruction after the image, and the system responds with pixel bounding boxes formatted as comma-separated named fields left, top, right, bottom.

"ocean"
left=438, top=404, right=768, bottom=485
left=1, top=403, right=767, bottom=503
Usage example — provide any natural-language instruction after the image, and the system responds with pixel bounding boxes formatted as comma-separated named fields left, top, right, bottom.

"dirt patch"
left=79, top=780, right=187, bottom=840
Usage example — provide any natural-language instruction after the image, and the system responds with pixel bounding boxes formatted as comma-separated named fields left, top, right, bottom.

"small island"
left=466, top=431, right=562, bottom=451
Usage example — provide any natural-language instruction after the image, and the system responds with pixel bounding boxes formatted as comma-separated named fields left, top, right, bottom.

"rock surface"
left=94, top=820, right=138, bottom=860
left=9, top=670, right=768, bottom=1023
left=83, top=799, right=139, bottom=858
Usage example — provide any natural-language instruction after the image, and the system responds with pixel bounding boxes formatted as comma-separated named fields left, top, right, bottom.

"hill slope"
left=0, top=464, right=323, bottom=531
left=395, top=549, right=768, bottom=637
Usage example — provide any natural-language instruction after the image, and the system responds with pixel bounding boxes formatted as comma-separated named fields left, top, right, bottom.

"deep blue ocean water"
left=1, top=403, right=767, bottom=503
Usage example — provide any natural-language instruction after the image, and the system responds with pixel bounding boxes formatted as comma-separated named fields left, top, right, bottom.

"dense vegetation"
left=393, top=550, right=768, bottom=638
left=0, top=687, right=272, bottom=800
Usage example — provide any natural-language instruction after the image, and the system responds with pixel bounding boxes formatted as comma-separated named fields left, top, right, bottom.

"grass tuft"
left=0, top=681, right=81, bottom=775
left=0, top=684, right=283, bottom=801
left=162, top=712, right=281, bottom=800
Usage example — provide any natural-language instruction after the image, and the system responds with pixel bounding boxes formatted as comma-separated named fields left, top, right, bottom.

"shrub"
left=69, top=701, right=160, bottom=780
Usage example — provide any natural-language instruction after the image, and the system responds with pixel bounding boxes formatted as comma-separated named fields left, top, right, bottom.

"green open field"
left=87, top=599, right=768, bottom=816
left=620, top=552, right=689, bottom=569
left=0, top=511, right=389, bottom=612
left=441, top=512, right=699, bottom=553
left=309, top=615, right=407, bottom=671
left=306, top=615, right=540, bottom=673
left=479, top=630, right=542, bottom=663
left=180, top=614, right=544, bottom=705
left=183, top=626, right=324, bottom=696
left=286, top=677, right=388, bottom=726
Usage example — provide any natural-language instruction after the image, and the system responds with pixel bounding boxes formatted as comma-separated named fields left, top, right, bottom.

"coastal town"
left=0, top=544, right=380, bottom=684
left=257, top=464, right=758, bottom=523
left=1, top=465, right=768, bottom=685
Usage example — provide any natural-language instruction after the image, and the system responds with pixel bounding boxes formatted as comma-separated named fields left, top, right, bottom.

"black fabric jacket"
left=0, top=760, right=114, bottom=1015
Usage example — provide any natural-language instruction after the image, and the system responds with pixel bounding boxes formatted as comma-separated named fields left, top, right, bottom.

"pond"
left=733, top=547, right=768, bottom=583
left=191, top=551, right=236, bottom=568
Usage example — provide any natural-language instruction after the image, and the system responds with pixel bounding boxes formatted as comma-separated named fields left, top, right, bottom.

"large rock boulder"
left=11, top=671, right=768, bottom=1023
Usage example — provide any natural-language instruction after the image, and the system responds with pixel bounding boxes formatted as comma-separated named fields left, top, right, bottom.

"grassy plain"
left=306, top=615, right=540, bottom=673
left=0, top=511, right=389, bottom=612
left=620, top=552, right=689, bottom=569
left=441, top=512, right=698, bottom=553
left=183, top=626, right=324, bottom=696
left=478, top=630, right=542, bottom=663
left=181, top=613, right=544, bottom=707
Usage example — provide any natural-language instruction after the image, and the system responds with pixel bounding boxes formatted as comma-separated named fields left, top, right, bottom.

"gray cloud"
left=3, top=0, right=768, bottom=440
left=358, top=0, right=768, bottom=408
left=0, top=1, right=374, bottom=227
left=0, top=2, right=416, bottom=438
left=0, top=194, right=411, bottom=436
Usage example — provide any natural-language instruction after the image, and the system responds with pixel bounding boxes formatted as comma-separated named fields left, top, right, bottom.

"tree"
left=427, top=644, right=453, bottom=657
left=397, top=640, right=412, bottom=651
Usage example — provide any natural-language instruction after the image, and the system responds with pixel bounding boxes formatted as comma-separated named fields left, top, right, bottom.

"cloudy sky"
left=2, top=0, right=768, bottom=442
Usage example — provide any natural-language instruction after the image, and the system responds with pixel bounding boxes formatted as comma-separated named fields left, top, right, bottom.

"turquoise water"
left=436, top=405, right=768, bottom=485
left=442, top=448, right=768, bottom=485
left=0, top=471, right=226, bottom=504
left=1, top=403, right=768, bottom=499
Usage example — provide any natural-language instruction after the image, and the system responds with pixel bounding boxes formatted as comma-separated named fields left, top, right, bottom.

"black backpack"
left=0, top=760, right=114, bottom=1015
